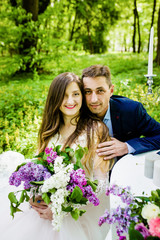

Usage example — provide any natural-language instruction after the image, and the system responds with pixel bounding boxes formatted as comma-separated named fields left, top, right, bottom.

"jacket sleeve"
left=126, top=102, right=160, bottom=154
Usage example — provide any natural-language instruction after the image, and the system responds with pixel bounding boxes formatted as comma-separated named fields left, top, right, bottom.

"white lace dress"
left=0, top=134, right=110, bottom=240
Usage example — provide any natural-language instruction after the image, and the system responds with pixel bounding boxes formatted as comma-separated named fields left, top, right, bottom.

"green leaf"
left=42, top=192, right=51, bottom=205
left=87, top=179, right=98, bottom=192
left=70, top=186, right=83, bottom=202
left=34, top=152, right=44, bottom=158
left=129, top=229, right=144, bottom=240
left=10, top=204, right=17, bottom=218
left=64, top=146, right=74, bottom=153
left=135, top=196, right=150, bottom=202
left=146, top=236, right=160, bottom=240
left=24, top=193, right=30, bottom=202
left=15, top=162, right=27, bottom=172
left=55, top=145, right=62, bottom=154
left=19, top=190, right=25, bottom=203
left=79, top=209, right=86, bottom=216
left=8, top=192, right=18, bottom=204
left=42, top=152, right=47, bottom=161
left=74, top=146, right=88, bottom=169
left=79, top=197, right=88, bottom=204
left=10, top=204, right=22, bottom=218
left=49, top=188, right=56, bottom=194
left=71, top=208, right=80, bottom=221
left=62, top=205, right=73, bottom=212
left=30, top=180, right=44, bottom=185
left=60, top=152, right=69, bottom=160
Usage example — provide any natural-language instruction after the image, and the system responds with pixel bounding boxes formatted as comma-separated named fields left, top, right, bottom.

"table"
left=105, top=150, right=160, bottom=240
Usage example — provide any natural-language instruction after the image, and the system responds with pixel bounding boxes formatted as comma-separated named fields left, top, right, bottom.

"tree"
left=148, top=0, right=156, bottom=51
left=67, top=0, right=119, bottom=54
left=132, top=0, right=141, bottom=53
left=9, top=0, right=50, bottom=72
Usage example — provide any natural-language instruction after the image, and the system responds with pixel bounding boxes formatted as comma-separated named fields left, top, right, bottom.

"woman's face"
left=60, top=82, right=82, bottom=118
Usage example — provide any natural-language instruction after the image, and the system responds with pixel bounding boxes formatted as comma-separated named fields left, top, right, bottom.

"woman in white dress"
left=0, top=72, right=113, bottom=240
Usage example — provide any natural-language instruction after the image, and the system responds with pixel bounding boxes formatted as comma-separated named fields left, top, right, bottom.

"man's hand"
left=29, top=196, right=52, bottom=221
left=96, top=137, right=128, bottom=160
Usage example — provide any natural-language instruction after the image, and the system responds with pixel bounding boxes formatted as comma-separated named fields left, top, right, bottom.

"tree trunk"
left=19, top=0, right=39, bottom=54
left=132, top=0, right=137, bottom=53
left=137, top=10, right=141, bottom=53
left=155, top=6, right=160, bottom=65
left=69, top=8, right=77, bottom=41
left=22, top=0, right=39, bottom=21
left=148, top=0, right=156, bottom=51
left=86, top=18, right=93, bottom=54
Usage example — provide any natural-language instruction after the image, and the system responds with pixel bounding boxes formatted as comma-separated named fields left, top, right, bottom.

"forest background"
left=0, top=0, right=160, bottom=158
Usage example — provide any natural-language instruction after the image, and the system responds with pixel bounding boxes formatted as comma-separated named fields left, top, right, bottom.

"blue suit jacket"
left=110, top=95, right=160, bottom=154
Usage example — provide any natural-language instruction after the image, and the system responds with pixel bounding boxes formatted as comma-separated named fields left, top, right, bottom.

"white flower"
left=141, top=203, right=160, bottom=221
left=50, top=188, right=69, bottom=231
left=41, top=163, right=73, bottom=193
left=40, top=159, right=74, bottom=231
left=54, top=156, right=64, bottom=173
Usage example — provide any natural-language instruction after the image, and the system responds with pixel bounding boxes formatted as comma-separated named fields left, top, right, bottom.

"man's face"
left=83, top=76, right=114, bottom=118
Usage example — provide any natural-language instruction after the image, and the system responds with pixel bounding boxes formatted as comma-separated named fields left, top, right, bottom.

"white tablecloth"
left=105, top=150, right=160, bottom=240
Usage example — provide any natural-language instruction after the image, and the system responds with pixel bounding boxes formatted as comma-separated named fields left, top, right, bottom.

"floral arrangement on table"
left=8, top=145, right=99, bottom=231
left=99, top=184, right=160, bottom=240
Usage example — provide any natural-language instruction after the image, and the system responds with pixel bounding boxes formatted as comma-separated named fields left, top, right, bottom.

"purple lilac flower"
left=135, top=223, right=151, bottom=239
left=67, top=169, right=99, bottom=206
left=9, top=162, right=51, bottom=189
left=45, top=147, right=58, bottom=164
left=119, top=236, right=126, bottom=240
left=83, top=185, right=99, bottom=206
left=106, top=184, right=135, bottom=205
left=99, top=205, right=138, bottom=237
left=45, top=147, right=52, bottom=155
left=69, top=169, right=87, bottom=185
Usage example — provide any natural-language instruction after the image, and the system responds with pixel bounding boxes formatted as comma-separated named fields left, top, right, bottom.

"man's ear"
left=110, top=85, right=114, bottom=96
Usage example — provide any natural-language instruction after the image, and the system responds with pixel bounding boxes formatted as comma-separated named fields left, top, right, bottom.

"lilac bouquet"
left=99, top=184, right=160, bottom=240
left=8, top=145, right=99, bottom=230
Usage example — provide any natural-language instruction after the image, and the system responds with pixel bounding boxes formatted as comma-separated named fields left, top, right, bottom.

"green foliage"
left=0, top=52, right=160, bottom=158
left=8, top=190, right=30, bottom=217
left=0, top=80, right=49, bottom=157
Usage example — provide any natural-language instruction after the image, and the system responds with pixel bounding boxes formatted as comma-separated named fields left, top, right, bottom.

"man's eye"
left=98, top=89, right=104, bottom=93
left=84, top=91, right=91, bottom=95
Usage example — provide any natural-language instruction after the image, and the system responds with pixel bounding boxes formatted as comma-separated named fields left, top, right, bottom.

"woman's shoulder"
left=73, top=132, right=87, bottom=149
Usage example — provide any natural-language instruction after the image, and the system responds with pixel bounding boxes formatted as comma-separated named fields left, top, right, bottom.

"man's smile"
left=90, top=104, right=101, bottom=108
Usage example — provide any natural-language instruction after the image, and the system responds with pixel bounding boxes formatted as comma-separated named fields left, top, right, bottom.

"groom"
left=81, top=64, right=160, bottom=161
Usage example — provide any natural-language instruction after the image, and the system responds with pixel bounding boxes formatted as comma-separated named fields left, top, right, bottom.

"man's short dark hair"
left=82, top=65, right=112, bottom=87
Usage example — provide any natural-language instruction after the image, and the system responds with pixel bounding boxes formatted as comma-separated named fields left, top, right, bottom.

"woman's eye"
left=74, top=93, right=79, bottom=96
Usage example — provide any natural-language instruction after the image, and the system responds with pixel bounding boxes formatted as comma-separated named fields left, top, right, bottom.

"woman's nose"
left=66, top=96, right=74, bottom=104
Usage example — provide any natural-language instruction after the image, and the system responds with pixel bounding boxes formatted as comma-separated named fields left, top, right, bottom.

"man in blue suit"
left=82, top=65, right=160, bottom=160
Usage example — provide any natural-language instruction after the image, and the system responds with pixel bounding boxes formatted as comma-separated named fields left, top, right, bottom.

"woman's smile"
left=65, top=105, right=76, bottom=109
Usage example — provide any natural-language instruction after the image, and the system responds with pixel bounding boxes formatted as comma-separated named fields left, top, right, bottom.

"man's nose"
left=91, top=92, right=98, bottom=102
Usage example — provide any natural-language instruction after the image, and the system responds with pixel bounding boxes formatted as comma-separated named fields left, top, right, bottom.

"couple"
left=1, top=65, right=160, bottom=240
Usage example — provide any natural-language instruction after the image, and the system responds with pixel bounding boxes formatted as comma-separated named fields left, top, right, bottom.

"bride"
left=0, top=72, right=113, bottom=240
